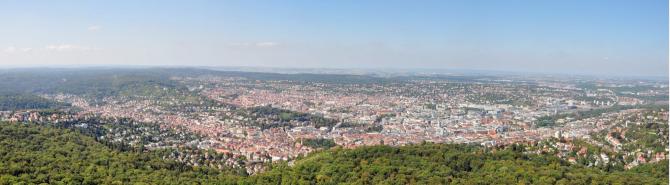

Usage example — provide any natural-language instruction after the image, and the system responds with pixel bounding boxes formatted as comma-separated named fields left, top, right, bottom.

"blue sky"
left=0, top=0, right=667, bottom=76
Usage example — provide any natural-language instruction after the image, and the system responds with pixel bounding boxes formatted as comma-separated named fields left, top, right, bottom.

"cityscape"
left=0, top=0, right=667, bottom=184
left=0, top=68, right=667, bottom=183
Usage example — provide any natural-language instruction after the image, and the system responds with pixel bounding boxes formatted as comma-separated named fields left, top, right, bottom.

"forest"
left=0, top=122, right=666, bottom=185
left=0, top=92, right=69, bottom=111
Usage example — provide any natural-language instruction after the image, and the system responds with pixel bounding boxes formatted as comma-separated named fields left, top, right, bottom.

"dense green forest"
left=0, top=92, right=69, bottom=111
left=0, top=122, right=244, bottom=185
left=0, top=122, right=666, bottom=185
left=253, top=144, right=667, bottom=185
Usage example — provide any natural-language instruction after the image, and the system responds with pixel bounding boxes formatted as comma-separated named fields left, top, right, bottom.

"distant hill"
left=0, top=68, right=488, bottom=94
left=0, top=92, right=69, bottom=111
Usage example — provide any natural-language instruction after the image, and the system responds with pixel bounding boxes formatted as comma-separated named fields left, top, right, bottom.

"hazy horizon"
left=1, top=64, right=668, bottom=80
left=1, top=0, right=668, bottom=77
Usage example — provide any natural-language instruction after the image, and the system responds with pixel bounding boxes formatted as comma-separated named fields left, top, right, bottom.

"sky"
left=0, top=0, right=667, bottom=77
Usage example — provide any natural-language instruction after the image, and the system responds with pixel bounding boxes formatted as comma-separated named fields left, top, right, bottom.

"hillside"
left=251, top=144, right=667, bottom=184
left=0, top=122, right=666, bottom=185
left=0, top=122, right=242, bottom=185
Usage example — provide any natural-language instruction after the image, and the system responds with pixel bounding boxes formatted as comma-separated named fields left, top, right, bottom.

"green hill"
left=0, top=122, right=242, bottom=185
left=0, top=92, right=69, bottom=111
left=251, top=144, right=667, bottom=185
left=0, top=122, right=666, bottom=185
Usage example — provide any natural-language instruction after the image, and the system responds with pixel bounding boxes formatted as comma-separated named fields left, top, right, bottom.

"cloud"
left=3, top=46, right=16, bottom=53
left=2, top=44, right=97, bottom=54
left=228, top=42, right=252, bottom=47
left=87, top=25, right=102, bottom=31
left=2, top=46, right=33, bottom=53
left=45, top=44, right=97, bottom=52
left=228, top=42, right=280, bottom=48
left=256, top=42, right=279, bottom=47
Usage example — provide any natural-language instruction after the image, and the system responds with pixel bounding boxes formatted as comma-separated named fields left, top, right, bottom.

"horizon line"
left=0, top=64, right=668, bottom=79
